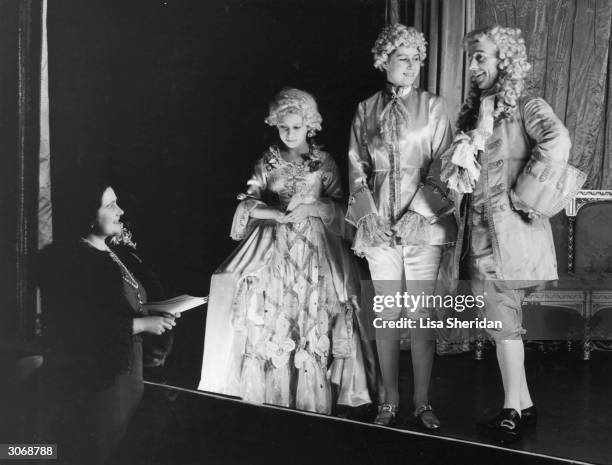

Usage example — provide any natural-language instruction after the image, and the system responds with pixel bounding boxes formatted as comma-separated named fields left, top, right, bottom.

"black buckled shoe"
left=521, top=405, right=537, bottom=428
left=477, top=408, right=522, bottom=444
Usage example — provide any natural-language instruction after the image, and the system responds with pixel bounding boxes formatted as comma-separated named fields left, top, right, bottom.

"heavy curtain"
left=476, top=0, right=612, bottom=190
left=389, top=0, right=476, bottom=121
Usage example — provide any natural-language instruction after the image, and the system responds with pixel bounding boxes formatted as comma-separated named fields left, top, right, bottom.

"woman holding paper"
left=41, top=182, right=176, bottom=464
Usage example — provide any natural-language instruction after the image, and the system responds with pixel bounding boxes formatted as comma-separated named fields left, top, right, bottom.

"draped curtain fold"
left=387, top=0, right=475, bottom=124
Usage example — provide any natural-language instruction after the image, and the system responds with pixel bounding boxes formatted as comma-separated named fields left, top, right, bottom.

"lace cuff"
left=346, top=185, right=377, bottom=227
left=392, top=210, right=430, bottom=245
left=230, top=197, right=265, bottom=240
left=352, top=213, right=391, bottom=257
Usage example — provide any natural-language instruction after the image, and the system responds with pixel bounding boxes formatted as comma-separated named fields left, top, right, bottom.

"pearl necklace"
left=82, top=238, right=139, bottom=289
left=108, top=250, right=140, bottom=289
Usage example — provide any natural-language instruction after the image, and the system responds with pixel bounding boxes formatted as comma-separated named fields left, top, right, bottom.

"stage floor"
left=116, top=348, right=612, bottom=465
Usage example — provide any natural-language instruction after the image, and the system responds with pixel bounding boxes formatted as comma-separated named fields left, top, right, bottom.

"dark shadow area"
left=47, top=0, right=385, bottom=388
left=112, top=348, right=612, bottom=465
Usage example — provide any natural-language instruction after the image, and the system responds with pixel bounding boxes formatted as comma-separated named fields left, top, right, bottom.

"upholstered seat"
left=522, top=191, right=612, bottom=359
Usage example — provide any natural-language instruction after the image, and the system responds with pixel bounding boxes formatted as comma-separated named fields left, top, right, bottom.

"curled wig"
left=371, top=24, right=427, bottom=71
left=264, top=88, right=322, bottom=137
left=457, top=25, right=531, bottom=132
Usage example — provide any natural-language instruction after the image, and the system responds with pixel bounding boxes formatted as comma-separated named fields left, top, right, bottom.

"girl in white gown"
left=198, top=88, right=378, bottom=414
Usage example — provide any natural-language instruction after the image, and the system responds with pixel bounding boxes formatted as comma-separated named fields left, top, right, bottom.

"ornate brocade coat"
left=452, top=95, right=584, bottom=285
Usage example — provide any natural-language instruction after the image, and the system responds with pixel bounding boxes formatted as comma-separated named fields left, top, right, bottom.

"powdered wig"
left=457, top=25, right=532, bottom=131
left=264, top=88, right=323, bottom=137
left=372, top=24, right=427, bottom=71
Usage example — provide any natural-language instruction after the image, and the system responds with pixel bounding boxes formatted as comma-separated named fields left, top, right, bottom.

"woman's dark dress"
left=40, top=241, right=149, bottom=464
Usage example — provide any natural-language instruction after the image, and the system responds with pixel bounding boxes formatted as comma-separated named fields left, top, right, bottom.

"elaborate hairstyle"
left=371, top=24, right=427, bottom=70
left=457, top=25, right=532, bottom=131
left=264, top=88, right=323, bottom=137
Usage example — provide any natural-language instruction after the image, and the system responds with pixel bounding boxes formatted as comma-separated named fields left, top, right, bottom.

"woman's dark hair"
left=70, top=181, right=113, bottom=238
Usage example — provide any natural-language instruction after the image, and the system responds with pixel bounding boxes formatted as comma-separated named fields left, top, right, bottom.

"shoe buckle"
left=379, top=403, right=398, bottom=415
left=413, top=404, right=433, bottom=417
left=500, top=419, right=516, bottom=430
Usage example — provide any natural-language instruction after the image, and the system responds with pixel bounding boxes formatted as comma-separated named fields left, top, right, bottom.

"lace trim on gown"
left=230, top=197, right=265, bottom=240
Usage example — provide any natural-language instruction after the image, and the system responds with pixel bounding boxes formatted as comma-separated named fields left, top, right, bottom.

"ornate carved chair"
left=522, top=190, right=612, bottom=360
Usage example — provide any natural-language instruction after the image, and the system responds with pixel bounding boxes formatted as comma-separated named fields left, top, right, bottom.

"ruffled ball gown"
left=198, top=145, right=378, bottom=413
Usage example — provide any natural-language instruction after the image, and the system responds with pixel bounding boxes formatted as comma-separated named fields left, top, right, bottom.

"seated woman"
left=198, top=88, right=378, bottom=414
left=40, top=182, right=177, bottom=464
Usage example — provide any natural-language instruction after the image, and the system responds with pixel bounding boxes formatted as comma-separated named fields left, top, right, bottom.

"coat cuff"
left=409, top=179, right=455, bottom=220
left=346, top=185, right=377, bottom=227
left=513, top=156, right=587, bottom=217
left=351, top=213, right=391, bottom=258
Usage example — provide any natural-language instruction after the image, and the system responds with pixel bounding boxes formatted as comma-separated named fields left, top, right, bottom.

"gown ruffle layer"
left=199, top=146, right=378, bottom=413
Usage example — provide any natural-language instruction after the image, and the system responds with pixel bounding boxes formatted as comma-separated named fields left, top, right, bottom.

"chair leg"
left=582, top=304, right=592, bottom=361
left=583, top=339, right=592, bottom=361
left=474, top=332, right=484, bottom=360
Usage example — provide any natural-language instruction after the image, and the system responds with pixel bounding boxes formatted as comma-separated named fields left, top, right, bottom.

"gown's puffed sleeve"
left=511, top=97, right=586, bottom=218
left=315, top=154, right=348, bottom=237
left=230, top=158, right=268, bottom=240
left=394, top=96, right=455, bottom=243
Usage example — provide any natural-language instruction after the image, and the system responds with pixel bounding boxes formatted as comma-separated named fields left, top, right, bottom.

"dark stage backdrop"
left=47, top=0, right=386, bottom=386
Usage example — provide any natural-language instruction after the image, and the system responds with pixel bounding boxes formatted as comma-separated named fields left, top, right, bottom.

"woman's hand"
left=249, top=206, right=286, bottom=222
left=134, top=315, right=176, bottom=335
left=284, top=204, right=317, bottom=223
